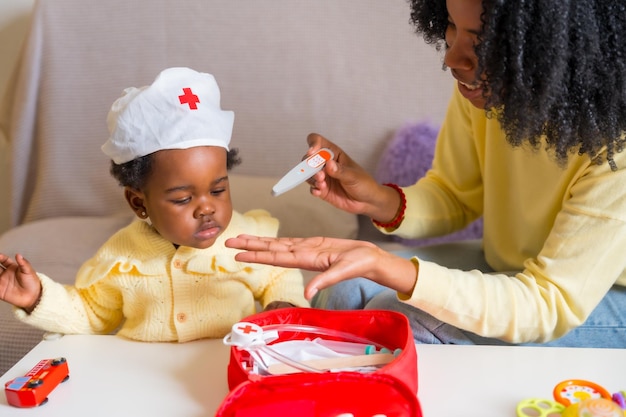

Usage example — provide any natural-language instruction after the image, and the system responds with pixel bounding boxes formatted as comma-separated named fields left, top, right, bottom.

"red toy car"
left=4, top=357, right=70, bottom=407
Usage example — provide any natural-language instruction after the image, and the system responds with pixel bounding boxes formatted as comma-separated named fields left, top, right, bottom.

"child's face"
left=444, top=0, right=487, bottom=109
left=128, top=146, right=233, bottom=249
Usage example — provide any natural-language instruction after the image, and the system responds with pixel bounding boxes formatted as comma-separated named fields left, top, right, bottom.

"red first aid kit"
left=215, top=308, right=422, bottom=417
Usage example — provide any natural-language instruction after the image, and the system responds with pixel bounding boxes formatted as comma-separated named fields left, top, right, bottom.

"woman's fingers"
left=226, top=235, right=339, bottom=270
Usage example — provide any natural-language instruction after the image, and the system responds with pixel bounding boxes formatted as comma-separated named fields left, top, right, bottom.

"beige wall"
left=0, top=0, right=35, bottom=234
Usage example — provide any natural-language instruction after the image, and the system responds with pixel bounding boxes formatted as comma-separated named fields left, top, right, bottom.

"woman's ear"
left=124, top=187, right=148, bottom=219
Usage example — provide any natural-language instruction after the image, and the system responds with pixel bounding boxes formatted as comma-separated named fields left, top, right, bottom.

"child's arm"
left=258, top=266, right=310, bottom=310
left=0, top=253, right=43, bottom=313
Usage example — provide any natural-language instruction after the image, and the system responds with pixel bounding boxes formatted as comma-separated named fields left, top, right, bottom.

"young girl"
left=226, top=0, right=626, bottom=347
left=0, top=67, right=308, bottom=342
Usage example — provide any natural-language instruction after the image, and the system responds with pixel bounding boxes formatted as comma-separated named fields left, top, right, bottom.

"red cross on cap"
left=237, top=324, right=259, bottom=335
left=178, top=87, right=200, bottom=110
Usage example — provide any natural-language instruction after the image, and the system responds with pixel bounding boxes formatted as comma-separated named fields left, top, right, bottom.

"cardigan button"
left=173, top=259, right=183, bottom=269
left=176, top=312, right=187, bottom=323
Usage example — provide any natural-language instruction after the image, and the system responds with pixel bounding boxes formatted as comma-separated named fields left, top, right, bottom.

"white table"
left=0, top=335, right=624, bottom=417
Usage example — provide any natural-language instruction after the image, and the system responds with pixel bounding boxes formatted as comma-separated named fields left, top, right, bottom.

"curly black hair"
left=110, top=148, right=242, bottom=190
left=408, top=0, right=626, bottom=170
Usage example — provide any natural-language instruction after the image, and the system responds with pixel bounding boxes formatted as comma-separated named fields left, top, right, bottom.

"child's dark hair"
left=408, top=0, right=626, bottom=169
left=110, top=148, right=242, bottom=189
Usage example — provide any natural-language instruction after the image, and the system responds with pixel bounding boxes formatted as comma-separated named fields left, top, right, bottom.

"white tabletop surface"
left=0, top=335, right=624, bottom=417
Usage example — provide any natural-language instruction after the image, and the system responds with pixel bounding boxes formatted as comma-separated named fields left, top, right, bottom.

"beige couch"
left=0, top=0, right=453, bottom=375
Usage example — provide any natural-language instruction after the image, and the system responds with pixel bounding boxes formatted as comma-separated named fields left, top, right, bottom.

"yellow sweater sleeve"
left=14, top=272, right=124, bottom=335
left=390, top=87, right=626, bottom=343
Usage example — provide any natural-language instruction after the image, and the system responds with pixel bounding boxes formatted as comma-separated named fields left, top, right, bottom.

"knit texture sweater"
left=16, top=210, right=309, bottom=342
left=382, top=86, right=626, bottom=343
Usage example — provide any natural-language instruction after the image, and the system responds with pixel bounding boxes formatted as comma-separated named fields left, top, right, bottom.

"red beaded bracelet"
left=372, top=183, right=406, bottom=229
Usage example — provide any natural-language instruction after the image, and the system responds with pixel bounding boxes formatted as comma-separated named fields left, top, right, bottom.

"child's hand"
left=263, top=301, right=296, bottom=311
left=0, top=253, right=42, bottom=313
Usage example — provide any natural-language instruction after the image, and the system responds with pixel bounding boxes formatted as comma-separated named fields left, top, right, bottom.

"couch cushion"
left=3, top=0, right=452, bottom=228
left=0, top=215, right=135, bottom=280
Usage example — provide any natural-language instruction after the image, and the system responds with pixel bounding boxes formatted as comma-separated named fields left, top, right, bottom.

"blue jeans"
left=312, top=240, right=626, bottom=348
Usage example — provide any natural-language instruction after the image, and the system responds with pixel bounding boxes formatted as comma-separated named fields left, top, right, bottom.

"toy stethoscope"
left=517, top=379, right=625, bottom=417
left=223, top=321, right=399, bottom=375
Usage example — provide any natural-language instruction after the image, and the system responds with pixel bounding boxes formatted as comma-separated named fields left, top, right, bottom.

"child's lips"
left=195, top=222, right=220, bottom=240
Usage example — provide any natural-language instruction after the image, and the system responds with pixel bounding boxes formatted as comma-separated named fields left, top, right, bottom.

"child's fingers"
left=14, top=254, right=35, bottom=275
left=0, top=253, right=16, bottom=270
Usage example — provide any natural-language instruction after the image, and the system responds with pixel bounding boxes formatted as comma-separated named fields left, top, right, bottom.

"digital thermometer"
left=271, top=148, right=335, bottom=196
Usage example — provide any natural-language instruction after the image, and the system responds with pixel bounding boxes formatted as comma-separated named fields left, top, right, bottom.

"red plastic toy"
left=4, top=357, right=70, bottom=407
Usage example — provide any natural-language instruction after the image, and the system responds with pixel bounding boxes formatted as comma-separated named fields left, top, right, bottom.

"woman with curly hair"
left=226, top=0, right=626, bottom=347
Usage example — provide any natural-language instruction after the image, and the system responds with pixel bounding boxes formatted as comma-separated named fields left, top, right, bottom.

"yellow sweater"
left=387, top=86, right=626, bottom=343
left=16, top=210, right=309, bottom=342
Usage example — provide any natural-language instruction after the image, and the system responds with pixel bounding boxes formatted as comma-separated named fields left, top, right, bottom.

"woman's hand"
left=0, top=253, right=42, bottom=313
left=225, top=235, right=418, bottom=300
left=306, top=133, right=402, bottom=223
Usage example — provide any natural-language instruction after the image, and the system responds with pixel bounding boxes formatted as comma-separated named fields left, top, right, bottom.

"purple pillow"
left=375, top=121, right=483, bottom=246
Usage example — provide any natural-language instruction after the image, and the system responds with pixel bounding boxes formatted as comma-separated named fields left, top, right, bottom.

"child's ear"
left=124, top=187, right=148, bottom=219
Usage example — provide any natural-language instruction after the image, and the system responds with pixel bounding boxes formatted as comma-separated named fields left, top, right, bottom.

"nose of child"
left=194, top=201, right=215, bottom=218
